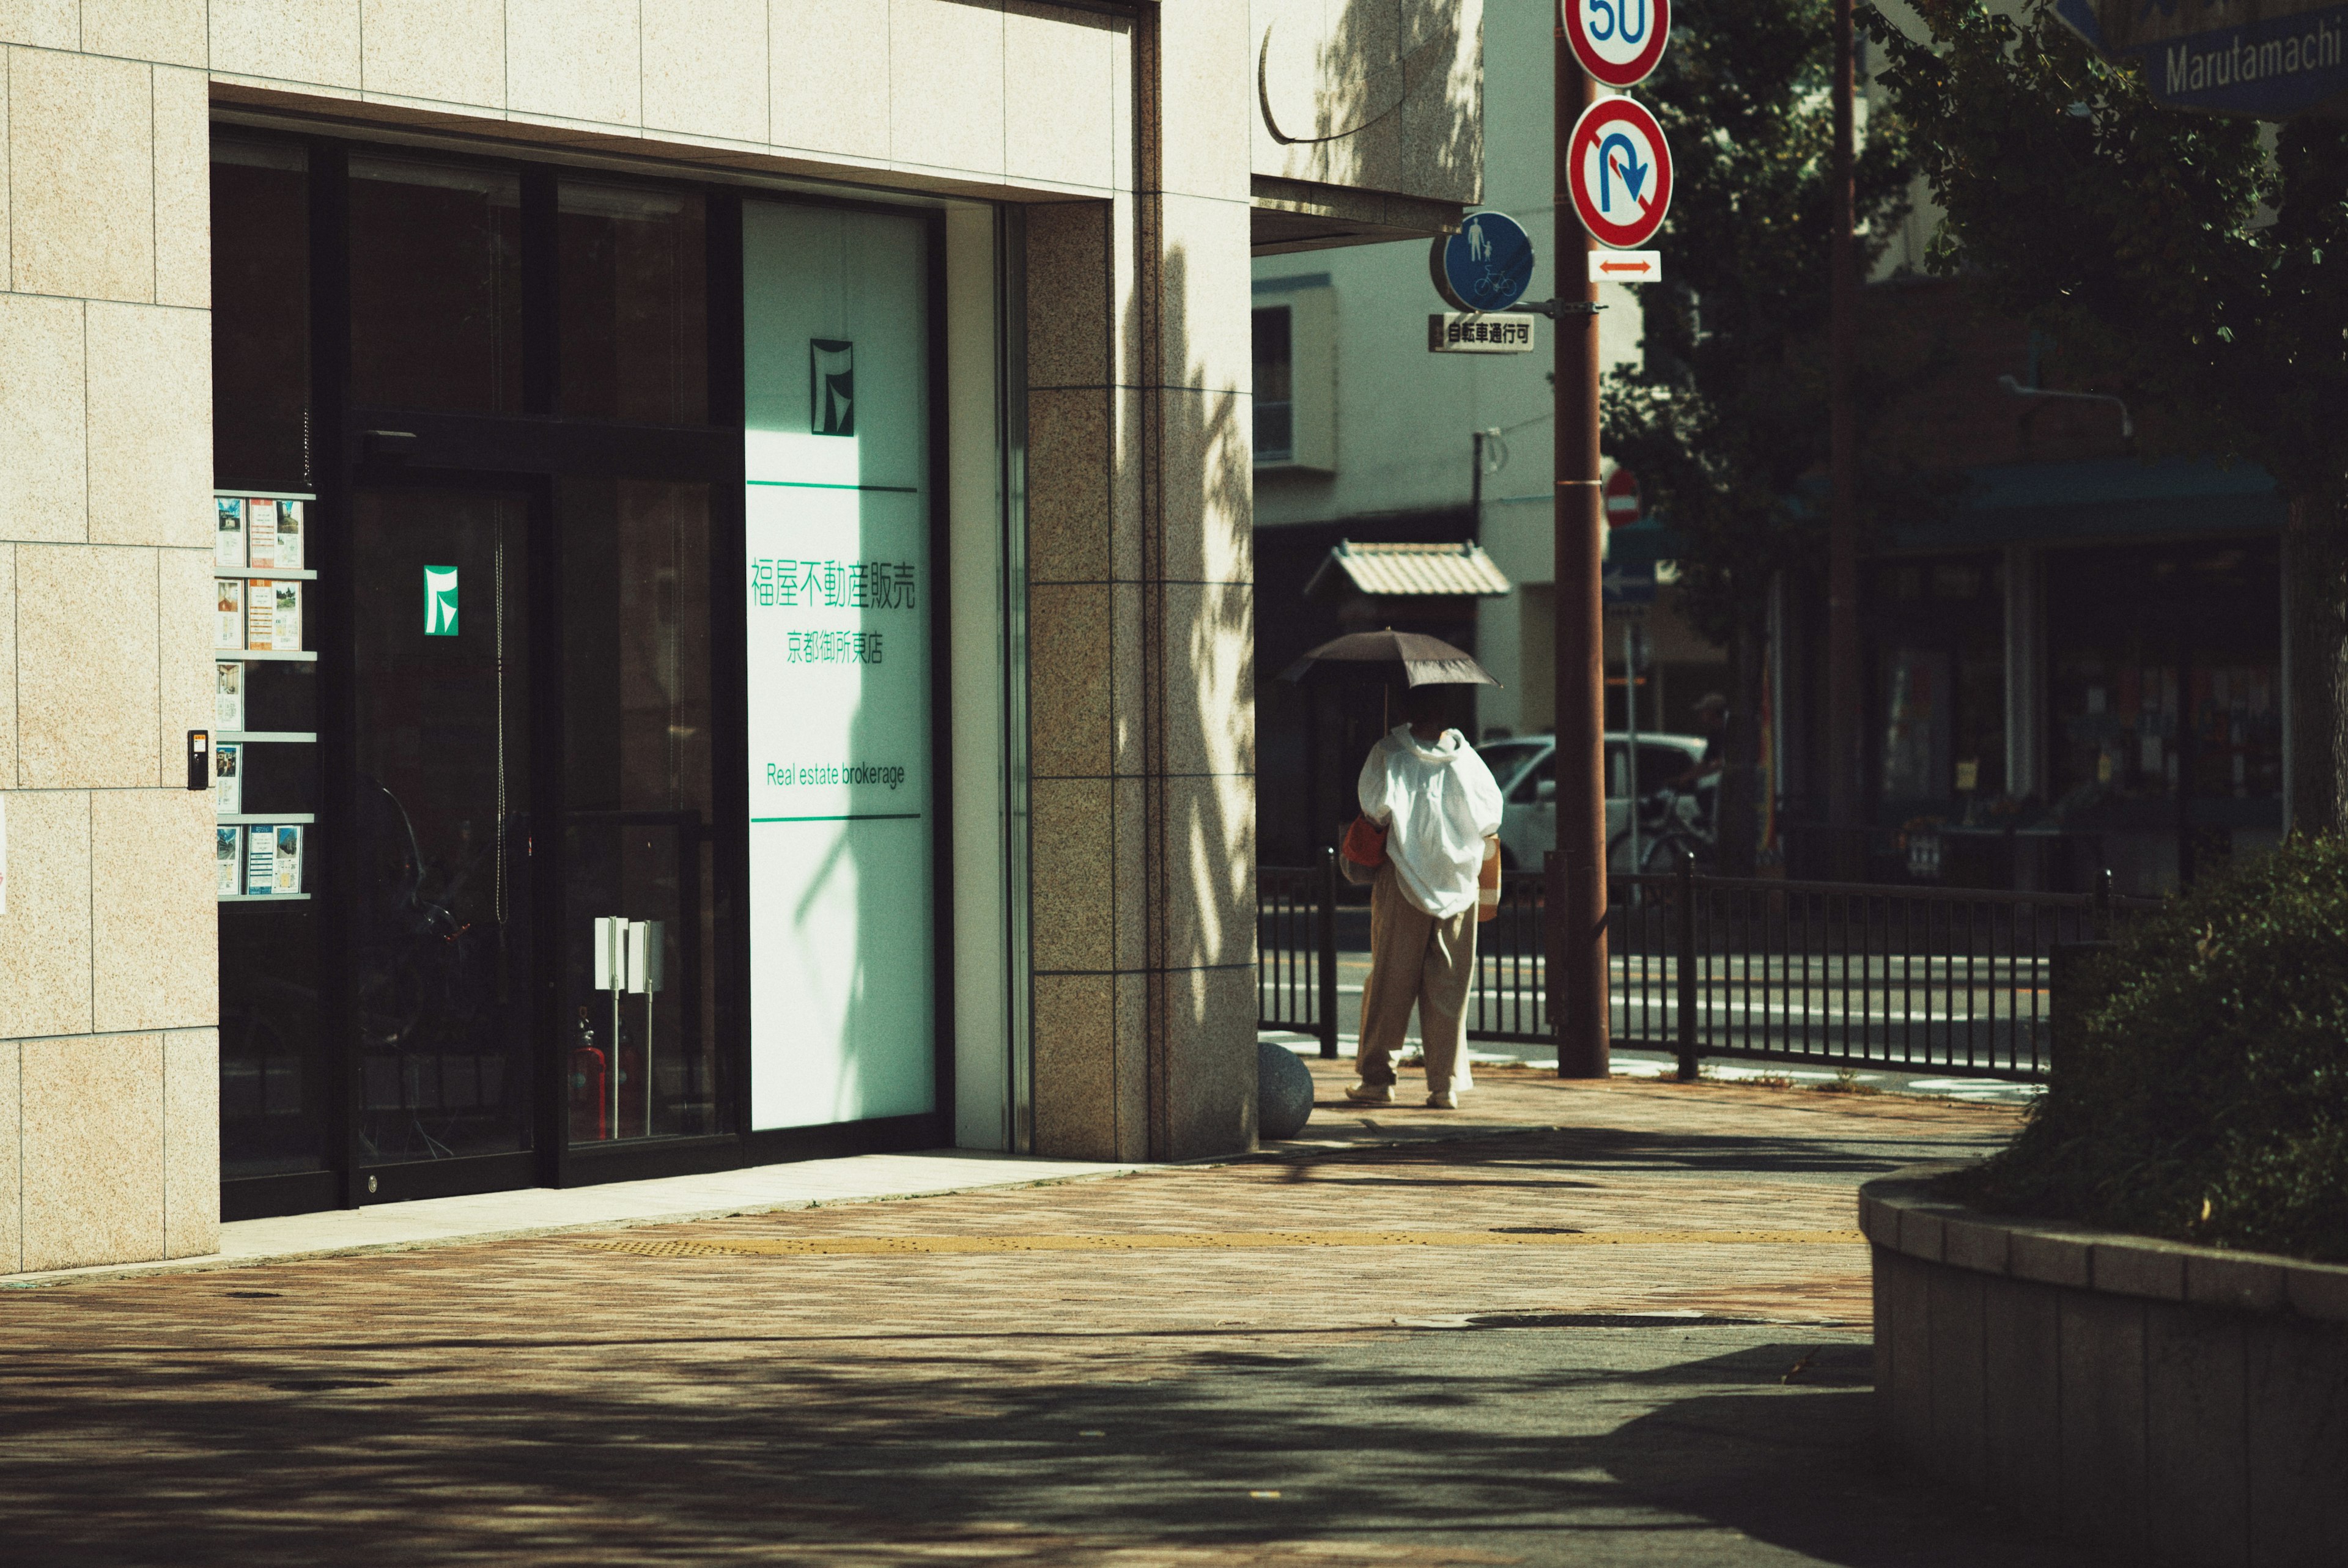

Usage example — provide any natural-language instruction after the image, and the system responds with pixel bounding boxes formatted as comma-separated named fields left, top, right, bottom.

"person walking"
left=1348, top=683, right=1504, bottom=1110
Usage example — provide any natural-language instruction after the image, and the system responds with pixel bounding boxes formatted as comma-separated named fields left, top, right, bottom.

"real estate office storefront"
left=0, top=2, right=1480, bottom=1274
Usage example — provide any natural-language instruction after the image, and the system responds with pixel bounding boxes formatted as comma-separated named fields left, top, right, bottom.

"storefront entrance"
left=213, top=130, right=953, bottom=1219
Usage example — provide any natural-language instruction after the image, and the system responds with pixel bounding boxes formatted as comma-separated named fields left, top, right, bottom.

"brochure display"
left=215, top=490, right=318, bottom=903
left=741, top=204, right=936, bottom=1131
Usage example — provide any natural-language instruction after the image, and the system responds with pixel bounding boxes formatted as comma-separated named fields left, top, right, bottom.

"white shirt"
left=1358, top=725, right=1504, bottom=918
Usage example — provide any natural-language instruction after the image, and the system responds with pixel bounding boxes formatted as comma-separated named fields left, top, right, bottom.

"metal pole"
left=1552, top=31, right=1611, bottom=1080
left=1625, top=624, right=1642, bottom=876
left=1471, top=430, right=1485, bottom=540
left=1318, top=845, right=1341, bottom=1060
left=1825, top=0, right=1860, bottom=868
left=1676, top=850, right=1699, bottom=1080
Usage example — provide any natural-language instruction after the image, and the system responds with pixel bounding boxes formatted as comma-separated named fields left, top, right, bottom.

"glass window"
left=211, top=138, right=311, bottom=491
left=1253, top=307, right=1294, bottom=461
left=349, top=155, right=522, bottom=414
left=562, top=477, right=718, bottom=1143
left=1869, top=553, right=2005, bottom=804
left=1474, top=740, right=1544, bottom=795
left=2047, top=543, right=2280, bottom=814
left=558, top=180, right=709, bottom=424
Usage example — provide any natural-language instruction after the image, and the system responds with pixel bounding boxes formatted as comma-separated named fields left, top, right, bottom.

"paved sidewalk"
left=0, top=1071, right=2097, bottom=1566
left=4, top=1150, right=1146, bottom=1289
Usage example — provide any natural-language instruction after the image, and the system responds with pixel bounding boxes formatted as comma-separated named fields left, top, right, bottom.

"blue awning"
left=1886, top=457, right=2285, bottom=551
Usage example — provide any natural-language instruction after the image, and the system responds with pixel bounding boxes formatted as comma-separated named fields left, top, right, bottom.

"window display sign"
left=742, top=203, right=936, bottom=1132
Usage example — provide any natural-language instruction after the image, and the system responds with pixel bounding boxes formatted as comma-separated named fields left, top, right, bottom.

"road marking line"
left=578, top=1229, right=1867, bottom=1259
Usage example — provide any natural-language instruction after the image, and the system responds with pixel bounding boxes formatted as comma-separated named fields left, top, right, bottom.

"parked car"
left=1475, top=732, right=1709, bottom=871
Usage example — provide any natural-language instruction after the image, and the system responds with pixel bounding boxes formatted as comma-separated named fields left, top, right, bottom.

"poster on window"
left=741, top=202, right=936, bottom=1132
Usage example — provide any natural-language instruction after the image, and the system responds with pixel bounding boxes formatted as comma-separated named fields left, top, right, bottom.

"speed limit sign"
left=1563, top=0, right=1670, bottom=88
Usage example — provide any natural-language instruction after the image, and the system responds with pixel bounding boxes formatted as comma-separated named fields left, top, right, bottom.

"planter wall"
left=1862, top=1165, right=2348, bottom=1568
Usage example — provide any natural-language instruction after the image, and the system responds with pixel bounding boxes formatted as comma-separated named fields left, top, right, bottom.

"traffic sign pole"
left=1552, top=24, right=1611, bottom=1083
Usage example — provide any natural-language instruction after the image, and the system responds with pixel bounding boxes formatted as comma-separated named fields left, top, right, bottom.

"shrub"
left=1953, top=834, right=2348, bottom=1262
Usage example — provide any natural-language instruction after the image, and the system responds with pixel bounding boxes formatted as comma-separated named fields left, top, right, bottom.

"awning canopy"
left=1304, top=540, right=1512, bottom=601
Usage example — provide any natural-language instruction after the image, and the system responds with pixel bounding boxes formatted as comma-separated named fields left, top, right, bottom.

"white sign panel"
left=743, top=202, right=937, bottom=1133
left=1590, top=249, right=1663, bottom=283
left=1428, top=312, right=1538, bottom=353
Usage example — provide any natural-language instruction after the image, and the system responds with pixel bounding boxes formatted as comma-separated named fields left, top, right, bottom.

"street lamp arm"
left=1996, top=374, right=2134, bottom=440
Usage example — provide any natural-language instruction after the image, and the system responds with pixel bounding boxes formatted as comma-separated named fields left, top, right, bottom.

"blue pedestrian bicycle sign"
left=1430, top=212, right=1536, bottom=313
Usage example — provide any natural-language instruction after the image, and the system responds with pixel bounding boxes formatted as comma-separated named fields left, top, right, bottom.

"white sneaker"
left=1345, top=1080, right=1395, bottom=1104
left=1425, top=1091, right=1459, bottom=1110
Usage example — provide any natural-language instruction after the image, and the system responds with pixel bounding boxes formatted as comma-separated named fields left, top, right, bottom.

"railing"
left=1256, top=851, right=1340, bottom=1057
left=1607, top=861, right=2142, bottom=1080
left=1258, top=854, right=2147, bottom=1081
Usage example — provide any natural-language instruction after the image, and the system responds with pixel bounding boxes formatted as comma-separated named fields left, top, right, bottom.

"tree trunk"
left=2281, top=490, right=2348, bottom=837
left=1716, top=604, right=1767, bottom=876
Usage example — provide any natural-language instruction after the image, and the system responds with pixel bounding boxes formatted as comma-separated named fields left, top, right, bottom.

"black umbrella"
left=1277, top=628, right=1500, bottom=688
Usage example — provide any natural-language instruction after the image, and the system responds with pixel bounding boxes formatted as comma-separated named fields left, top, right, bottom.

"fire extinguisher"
left=570, top=1006, right=607, bottom=1141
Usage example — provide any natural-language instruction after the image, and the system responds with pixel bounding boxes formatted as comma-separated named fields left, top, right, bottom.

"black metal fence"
left=1257, top=852, right=1340, bottom=1057
left=1258, top=853, right=2146, bottom=1080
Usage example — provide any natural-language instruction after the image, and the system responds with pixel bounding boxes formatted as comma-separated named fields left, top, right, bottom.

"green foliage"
left=1960, top=834, right=2348, bottom=1261
left=1871, top=0, right=2348, bottom=502
left=1601, top=0, right=1918, bottom=647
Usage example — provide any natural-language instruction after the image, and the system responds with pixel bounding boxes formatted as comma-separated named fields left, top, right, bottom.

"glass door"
left=561, top=476, right=718, bottom=1146
left=349, top=489, right=537, bottom=1166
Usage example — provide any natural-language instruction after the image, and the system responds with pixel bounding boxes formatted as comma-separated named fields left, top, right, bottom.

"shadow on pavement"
left=0, top=1319, right=2105, bottom=1567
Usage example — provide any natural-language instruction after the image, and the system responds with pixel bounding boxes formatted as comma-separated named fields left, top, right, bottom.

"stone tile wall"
left=0, top=28, right=220, bottom=1275
left=1023, top=4, right=1258, bottom=1164
left=1866, top=1167, right=2348, bottom=1568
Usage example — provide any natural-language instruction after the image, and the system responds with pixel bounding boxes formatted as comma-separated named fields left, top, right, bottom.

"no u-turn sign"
left=1567, top=96, right=1674, bottom=251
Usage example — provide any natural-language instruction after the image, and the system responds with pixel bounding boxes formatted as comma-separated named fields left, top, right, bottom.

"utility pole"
left=1551, top=32, right=1610, bottom=1081
left=1825, top=0, right=1860, bottom=867
left=1471, top=430, right=1485, bottom=539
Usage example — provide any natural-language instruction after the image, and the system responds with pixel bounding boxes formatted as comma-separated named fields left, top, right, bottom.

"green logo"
left=424, top=565, right=459, bottom=636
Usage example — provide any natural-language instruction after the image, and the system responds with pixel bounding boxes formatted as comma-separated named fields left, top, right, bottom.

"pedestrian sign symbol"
left=1430, top=212, right=1537, bottom=313
left=424, top=565, right=459, bottom=636
left=1567, top=97, right=1674, bottom=251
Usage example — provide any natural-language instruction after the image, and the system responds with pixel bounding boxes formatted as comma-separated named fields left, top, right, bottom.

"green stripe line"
left=751, top=812, right=925, bottom=823
left=747, top=480, right=920, bottom=493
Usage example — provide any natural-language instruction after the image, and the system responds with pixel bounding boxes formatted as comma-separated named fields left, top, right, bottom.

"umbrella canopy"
left=1277, top=628, right=1499, bottom=688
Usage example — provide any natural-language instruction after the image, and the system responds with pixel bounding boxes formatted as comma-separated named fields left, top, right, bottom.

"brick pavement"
left=0, top=1069, right=2062, bottom=1567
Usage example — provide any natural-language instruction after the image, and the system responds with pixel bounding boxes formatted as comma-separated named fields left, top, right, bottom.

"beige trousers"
left=1357, top=862, right=1477, bottom=1094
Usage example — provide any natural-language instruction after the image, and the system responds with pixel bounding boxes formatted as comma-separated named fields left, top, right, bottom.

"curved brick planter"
left=1861, top=1165, right=2348, bottom=1568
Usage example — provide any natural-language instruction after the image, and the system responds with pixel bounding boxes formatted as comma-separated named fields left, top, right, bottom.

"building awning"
left=1304, top=540, right=1512, bottom=600
left=1889, top=457, right=2286, bottom=551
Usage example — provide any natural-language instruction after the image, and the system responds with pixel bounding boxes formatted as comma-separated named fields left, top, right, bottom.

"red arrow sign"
left=1599, top=260, right=1652, bottom=274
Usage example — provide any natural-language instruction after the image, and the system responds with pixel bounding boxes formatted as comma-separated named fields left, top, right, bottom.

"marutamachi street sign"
left=2054, top=0, right=2348, bottom=117
left=1567, top=97, right=1674, bottom=251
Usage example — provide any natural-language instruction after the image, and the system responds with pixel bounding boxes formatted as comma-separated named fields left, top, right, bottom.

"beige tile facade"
left=0, top=1, right=1474, bottom=1270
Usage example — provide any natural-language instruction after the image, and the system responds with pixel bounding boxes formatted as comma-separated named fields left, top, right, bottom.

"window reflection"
left=212, top=137, right=311, bottom=490
left=350, top=156, right=522, bottom=414
left=558, top=181, right=709, bottom=424
left=563, top=478, right=717, bottom=1143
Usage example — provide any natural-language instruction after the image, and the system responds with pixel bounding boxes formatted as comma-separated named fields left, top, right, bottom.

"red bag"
left=1342, top=814, right=1388, bottom=868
